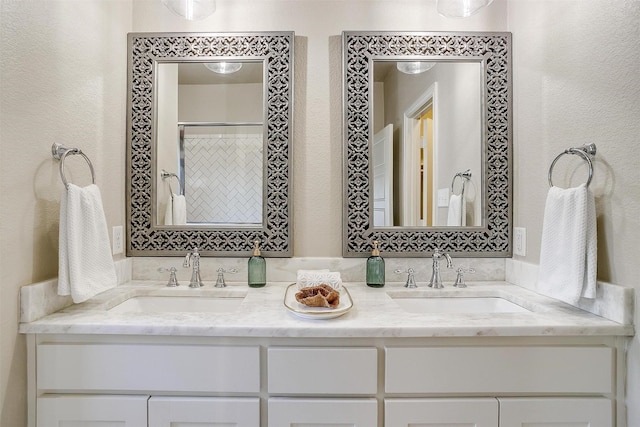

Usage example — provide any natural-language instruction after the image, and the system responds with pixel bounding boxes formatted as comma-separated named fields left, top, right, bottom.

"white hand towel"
left=296, top=269, right=342, bottom=290
left=447, top=194, right=466, bottom=226
left=537, top=184, right=597, bottom=304
left=164, top=194, right=187, bottom=225
left=58, top=184, right=117, bottom=303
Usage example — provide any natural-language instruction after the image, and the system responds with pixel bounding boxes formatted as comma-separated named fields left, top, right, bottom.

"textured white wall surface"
left=2, top=0, right=640, bottom=425
left=508, top=1, right=640, bottom=424
left=0, top=1, right=132, bottom=424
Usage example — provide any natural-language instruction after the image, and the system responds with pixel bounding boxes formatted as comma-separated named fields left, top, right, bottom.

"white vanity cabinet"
left=26, top=335, right=624, bottom=427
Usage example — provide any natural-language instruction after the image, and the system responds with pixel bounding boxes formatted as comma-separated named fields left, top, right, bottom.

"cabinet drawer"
left=268, top=347, right=377, bottom=394
left=38, top=344, right=260, bottom=393
left=385, top=346, right=613, bottom=394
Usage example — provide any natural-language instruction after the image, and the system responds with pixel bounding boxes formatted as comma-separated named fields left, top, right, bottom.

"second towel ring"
left=52, top=143, right=96, bottom=188
left=548, top=143, right=596, bottom=188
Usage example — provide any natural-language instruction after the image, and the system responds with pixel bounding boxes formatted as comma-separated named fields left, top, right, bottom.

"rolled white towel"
left=296, top=269, right=342, bottom=290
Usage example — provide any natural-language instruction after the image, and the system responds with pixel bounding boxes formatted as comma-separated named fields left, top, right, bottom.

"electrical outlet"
left=513, top=227, right=526, bottom=256
left=112, top=225, right=124, bottom=255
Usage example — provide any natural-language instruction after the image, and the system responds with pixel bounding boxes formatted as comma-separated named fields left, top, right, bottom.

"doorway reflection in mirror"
left=372, top=60, right=483, bottom=227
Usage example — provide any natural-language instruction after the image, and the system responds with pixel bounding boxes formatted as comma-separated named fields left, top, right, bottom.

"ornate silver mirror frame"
left=342, top=31, right=512, bottom=257
left=126, top=32, right=293, bottom=256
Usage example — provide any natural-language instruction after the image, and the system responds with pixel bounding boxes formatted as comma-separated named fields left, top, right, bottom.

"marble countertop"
left=19, top=281, right=634, bottom=338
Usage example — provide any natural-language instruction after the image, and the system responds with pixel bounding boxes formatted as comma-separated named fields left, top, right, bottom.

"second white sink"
left=391, top=296, right=530, bottom=314
left=109, top=296, right=245, bottom=314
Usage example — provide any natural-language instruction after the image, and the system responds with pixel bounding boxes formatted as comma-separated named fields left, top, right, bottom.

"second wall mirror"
left=127, top=32, right=294, bottom=256
left=343, top=31, right=512, bottom=257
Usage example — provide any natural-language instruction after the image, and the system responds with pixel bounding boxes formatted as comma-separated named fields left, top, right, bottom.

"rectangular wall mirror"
left=343, top=31, right=512, bottom=257
left=127, top=32, right=294, bottom=256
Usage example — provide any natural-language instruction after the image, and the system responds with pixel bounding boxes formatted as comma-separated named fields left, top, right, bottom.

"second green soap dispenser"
left=248, top=240, right=266, bottom=288
left=366, top=240, right=385, bottom=288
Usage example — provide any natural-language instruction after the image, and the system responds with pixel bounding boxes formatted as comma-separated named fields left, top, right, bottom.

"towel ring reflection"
left=450, top=169, right=472, bottom=195
left=548, top=143, right=596, bottom=188
left=51, top=143, right=96, bottom=188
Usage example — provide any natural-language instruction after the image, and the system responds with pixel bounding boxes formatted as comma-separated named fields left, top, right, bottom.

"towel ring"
left=548, top=143, right=596, bottom=188
left=51, top=143, right=96, bottom=187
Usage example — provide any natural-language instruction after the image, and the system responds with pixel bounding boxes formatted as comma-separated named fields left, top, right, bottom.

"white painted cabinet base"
left=499, top=397, right=613, bottom=427
left=148, top=396, right=260, bottom=426
left=36, top=394, right=148, bottom=427
left=268, top=398, right=377, bottom=426
left=385, top=398, right=498, bottom=426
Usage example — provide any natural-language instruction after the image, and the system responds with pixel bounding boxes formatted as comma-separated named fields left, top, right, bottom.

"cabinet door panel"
left=499, top=397, right=612, bottom=427
left=37, top=395, right=148, bottom=427
left=385, top=398, right=498, bottom=426
left=149, top=397, right=259, bottom=427
left=268, top=398, right=377, bottom=426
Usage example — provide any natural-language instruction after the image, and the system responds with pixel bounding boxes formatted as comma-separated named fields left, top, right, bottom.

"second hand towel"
left=537, top=183, right=597, bottom=304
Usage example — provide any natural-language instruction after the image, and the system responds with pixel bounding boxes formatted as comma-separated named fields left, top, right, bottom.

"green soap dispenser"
left=248, top=240, right=266, bottom=288
left=366, top=240, right=385, bottom=288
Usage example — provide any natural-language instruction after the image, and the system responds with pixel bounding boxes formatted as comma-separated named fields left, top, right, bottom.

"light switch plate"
left=437, top=188, right=449, bottom=207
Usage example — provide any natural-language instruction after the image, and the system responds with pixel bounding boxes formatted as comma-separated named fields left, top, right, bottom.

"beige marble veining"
left=19, top=280, right=633, bottom=338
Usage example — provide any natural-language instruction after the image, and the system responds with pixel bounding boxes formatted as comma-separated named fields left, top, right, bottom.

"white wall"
left=508, top=1, right=640, bottom=424
left=132, top=0, right=508, bottom=256
left=0, top=1, right=132, bottom=424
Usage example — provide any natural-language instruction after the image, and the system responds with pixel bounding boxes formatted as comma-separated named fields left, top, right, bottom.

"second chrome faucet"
left=428, top=248, right=453, bottom=289
left=183, top=247, right=203, bottom=288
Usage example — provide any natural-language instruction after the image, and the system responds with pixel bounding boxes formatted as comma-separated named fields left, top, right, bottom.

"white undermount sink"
left=109, top=296, right=245, bottom=314
left=390, top=296, right=530, bottom=314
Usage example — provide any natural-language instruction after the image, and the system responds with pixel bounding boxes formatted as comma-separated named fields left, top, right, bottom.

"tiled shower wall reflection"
left=184, top=133, right=263, bottom=224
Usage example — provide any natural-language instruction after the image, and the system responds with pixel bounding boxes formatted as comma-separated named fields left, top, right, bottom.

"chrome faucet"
left=428, top=248, right=452, bottom=289
left=183, top=247, right=203, bottom=288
